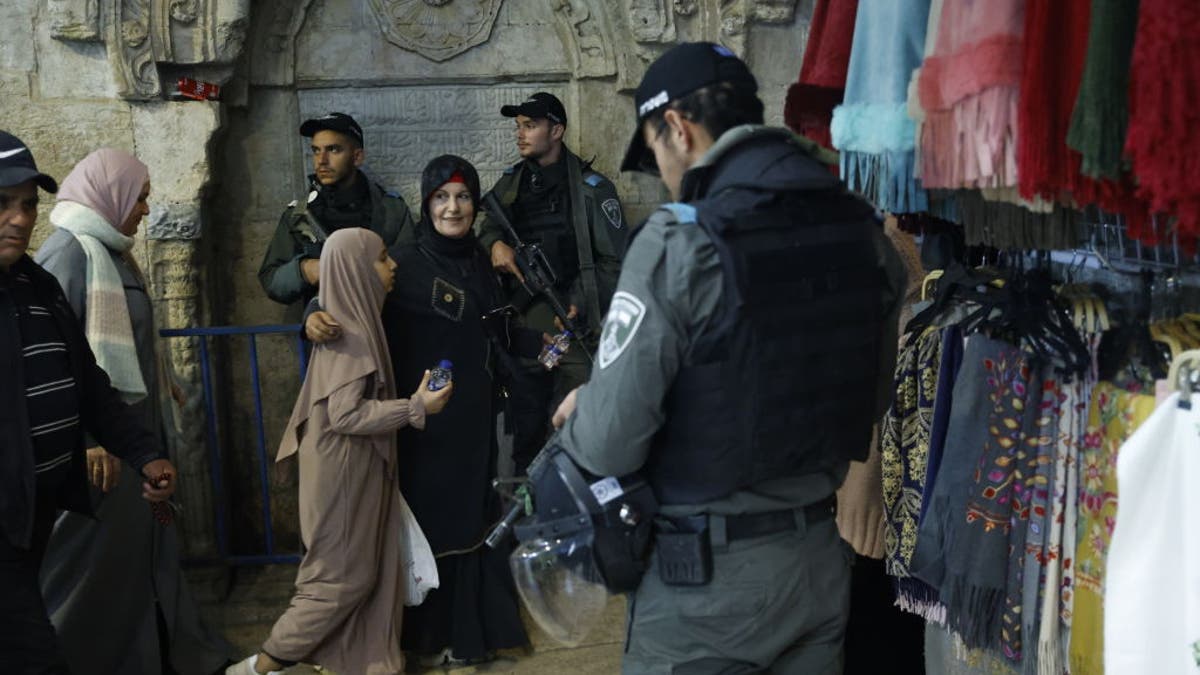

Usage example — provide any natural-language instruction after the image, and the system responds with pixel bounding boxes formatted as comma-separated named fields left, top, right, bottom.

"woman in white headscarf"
left=35, top=148, right=234, bottom=675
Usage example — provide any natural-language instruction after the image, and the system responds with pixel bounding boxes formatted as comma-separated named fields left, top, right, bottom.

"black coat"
left=0, top=256, right=161, bottom=549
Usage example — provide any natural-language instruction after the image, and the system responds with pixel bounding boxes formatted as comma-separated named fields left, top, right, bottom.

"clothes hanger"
left=921, top=269, right=944, bottom=301
left=1167, top=348, right=1200, bottom=409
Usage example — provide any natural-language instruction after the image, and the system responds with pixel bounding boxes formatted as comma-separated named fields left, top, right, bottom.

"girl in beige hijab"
left=229, top=228, right=451, bottom=675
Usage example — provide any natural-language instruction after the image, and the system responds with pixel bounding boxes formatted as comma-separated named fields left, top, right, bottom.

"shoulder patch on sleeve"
left=385, top=190, right=402, bottom=199
left=661, top=202, right=697, bottom=224
left=601, top=198, right=623, bottom=229
left=598, top=291, right=647, bottom=369
left=503, top=166, right=516, bottom=175
left=584, top=172, right=605, bottom=187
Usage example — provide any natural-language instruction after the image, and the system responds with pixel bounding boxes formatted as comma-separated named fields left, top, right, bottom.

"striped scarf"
left=49, top=200, right=146, bottom=403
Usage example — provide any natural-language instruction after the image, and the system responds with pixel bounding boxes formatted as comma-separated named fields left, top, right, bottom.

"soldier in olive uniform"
left=258, top=112, right=415, bottom=308
left=551, top=44, right=907, bottom=674
left=477, top=93, right=626, bottom=474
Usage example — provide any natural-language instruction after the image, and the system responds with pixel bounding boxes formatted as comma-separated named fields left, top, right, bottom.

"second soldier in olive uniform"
left=478, top=93, right=626, bottom=474
left=258, top=112, right=415, bottom=308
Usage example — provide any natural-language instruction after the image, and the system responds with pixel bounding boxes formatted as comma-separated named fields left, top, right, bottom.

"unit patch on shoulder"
left=601, top=198, right=623, bottom=229
left=584, top=173, right=604, bottom=187
left=599, top=291, right=646, bottom=369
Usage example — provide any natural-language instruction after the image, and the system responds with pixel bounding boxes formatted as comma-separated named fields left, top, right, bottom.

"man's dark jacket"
left=258, top=172, right=415, bottom=306
left=0, top=256, right=161, bottom=549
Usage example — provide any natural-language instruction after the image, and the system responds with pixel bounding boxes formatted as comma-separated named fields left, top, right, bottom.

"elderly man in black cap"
left=258, top=112, right=415, bottom=309
left=548, top=44, right=907, bottom=673
left=477, top=92, right=626, bottom=476
left=0, top=130, right=179, bottom=671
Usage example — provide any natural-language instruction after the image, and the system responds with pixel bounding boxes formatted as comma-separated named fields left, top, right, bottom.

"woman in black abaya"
left=385, top=156, right=537, bottom=666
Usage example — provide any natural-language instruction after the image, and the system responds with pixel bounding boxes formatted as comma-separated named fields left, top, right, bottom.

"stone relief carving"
left=48, top=0, right=102, bottom=42
left=729, top=0, right=798, bottom=51
left=51, top=1, right=250, bottom=98
left=105, top=0, right=161, bottom=99
left=626, top=0, right=675, bottom=43
left=367, top=0, right=504, bottom=63
left=613, top=0, right=799, bottom=89
left=673, top=0, right=698, bottom=16
left=553, top=0, right=617, bottom=78
left=752, top=0, right=799, bottom=23
left=299, top=83, right=567, bottom=204
left=171, top=0, right=199, bottom=22
left=146, top=242, right=214, bottom=555
left=146, top=203, right=202, bottom=240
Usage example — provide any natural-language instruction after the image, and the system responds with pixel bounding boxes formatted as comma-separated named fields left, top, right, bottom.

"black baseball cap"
left=620, top=42, right=758, bottom=173
left=0, top=131, right=57, bottom=193
left=299, top=112, right=365, bottom=146
left=500, top=92, right=567, bottom=127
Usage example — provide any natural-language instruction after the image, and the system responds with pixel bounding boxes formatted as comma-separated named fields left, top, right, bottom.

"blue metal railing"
left=159, top=324, right=308, bottom=566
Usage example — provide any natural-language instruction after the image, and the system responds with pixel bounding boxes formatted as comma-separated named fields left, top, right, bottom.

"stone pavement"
left=191, top=565, right=625, bottom=674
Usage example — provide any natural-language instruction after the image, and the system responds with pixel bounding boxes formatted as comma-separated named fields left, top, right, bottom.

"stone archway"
left=204, top=0, right=808, bottom=556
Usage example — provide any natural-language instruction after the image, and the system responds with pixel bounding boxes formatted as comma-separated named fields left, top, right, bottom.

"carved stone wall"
left=1, top=0, right=249, bottom=558
left=6, top=0, right=814, bottom=562
left=206, top=0, right=811, bottom=556
left=298, top=83, right=570, bottom=207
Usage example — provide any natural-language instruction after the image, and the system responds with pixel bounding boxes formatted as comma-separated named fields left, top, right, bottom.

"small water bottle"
left=538, top=331, right=572, bottom=370
left=428, top=360, right=453, bottom=391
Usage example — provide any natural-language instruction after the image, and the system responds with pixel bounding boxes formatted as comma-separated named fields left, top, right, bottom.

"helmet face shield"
left=509, top=532, right=609, bottom=647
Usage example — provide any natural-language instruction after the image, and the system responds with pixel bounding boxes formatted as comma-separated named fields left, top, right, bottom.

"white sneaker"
left=226, top=655, right=284, bottom=675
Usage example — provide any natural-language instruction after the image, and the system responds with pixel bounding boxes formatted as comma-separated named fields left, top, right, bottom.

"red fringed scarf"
left=1126, top=0, right=1200, bottom=242
left=1020, top=0, right=1157, bottom=245
left=1017, top=0, right=1092, bottom=201
left=783, top=0, right=859, bottom=149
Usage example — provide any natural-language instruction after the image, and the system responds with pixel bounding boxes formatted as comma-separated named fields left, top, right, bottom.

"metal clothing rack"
left=1044, top=211, right=1200, bottom=320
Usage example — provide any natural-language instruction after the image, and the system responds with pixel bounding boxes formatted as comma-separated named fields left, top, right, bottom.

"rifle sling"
left=566, top=153, right=602, bottom=336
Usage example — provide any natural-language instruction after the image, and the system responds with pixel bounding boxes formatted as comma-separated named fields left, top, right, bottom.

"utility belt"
left=652, top=495, right=837, bottom=586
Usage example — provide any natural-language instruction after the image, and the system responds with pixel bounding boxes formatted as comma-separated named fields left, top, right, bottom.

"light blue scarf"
left=831, top=0, right=932, bottom=213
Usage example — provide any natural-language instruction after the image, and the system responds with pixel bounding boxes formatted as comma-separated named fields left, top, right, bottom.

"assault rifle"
left=482, top=192, right=592, bottom=361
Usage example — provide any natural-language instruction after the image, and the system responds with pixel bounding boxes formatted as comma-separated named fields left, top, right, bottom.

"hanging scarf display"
left=917, top=0, right=1025, bottom=190
left=1016, top=0, right=1093, bottom=202
left=1012, top=373, right=1061, bottom=669
left=881, top=326, right=944, bottom=616
left=784, top=0, right=859, bottom=149
left=1124, top=0, right=1200, bottom=242
left=1068, top=382, right=1156, bottom=675
left=831, top=0, right=932, bottom=214
left=911, top=335, right=1029, bottom=649
left=1066, top=0, right=1140, bottom=181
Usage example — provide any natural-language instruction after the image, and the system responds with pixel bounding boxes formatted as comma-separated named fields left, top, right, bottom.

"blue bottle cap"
left=438, top=359, right=453, bottom=369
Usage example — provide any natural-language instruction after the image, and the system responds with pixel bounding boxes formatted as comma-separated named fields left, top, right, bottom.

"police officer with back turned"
left=550, top=43, right=906, bottom=673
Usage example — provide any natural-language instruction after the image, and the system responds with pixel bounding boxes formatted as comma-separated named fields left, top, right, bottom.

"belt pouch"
left=656, top=517, right=712, bottom=586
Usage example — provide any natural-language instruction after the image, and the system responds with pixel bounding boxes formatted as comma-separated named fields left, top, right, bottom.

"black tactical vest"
left=645, top=187, right=888, bottom=506
left=511, top=162, right=579, bottom=291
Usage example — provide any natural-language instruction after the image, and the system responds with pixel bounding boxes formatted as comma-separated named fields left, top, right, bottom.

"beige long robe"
left=265, top=377, right=427, bottom=675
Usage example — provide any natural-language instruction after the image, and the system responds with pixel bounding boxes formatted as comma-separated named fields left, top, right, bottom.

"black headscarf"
left=418, top=154, right=482, bottom=258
